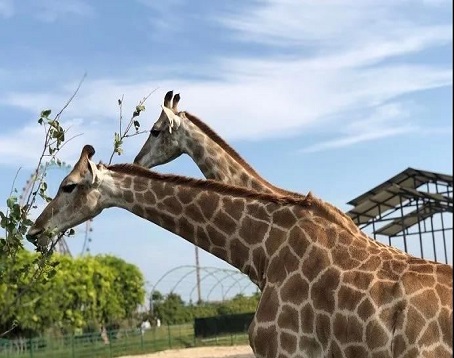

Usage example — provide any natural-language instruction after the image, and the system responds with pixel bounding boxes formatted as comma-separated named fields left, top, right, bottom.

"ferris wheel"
left=19, top=161, right=93, bottom=256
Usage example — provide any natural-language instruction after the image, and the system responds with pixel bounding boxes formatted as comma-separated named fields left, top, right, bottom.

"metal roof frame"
left=346, top=167, right=452, bottom=263
left=347, top=167, right=453, bottom=228
left=348, top=168, right=452, bottom=206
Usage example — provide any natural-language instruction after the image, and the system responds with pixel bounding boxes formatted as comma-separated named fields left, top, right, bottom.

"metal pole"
left=195, top=246, right=202, bottom=304
left=429, top=215, right=437, bottom=262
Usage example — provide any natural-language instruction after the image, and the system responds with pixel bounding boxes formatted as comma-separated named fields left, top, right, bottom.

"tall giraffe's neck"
left=182, top=112, right=298, bottom=196
left=105, top=164, right=310, bottom=287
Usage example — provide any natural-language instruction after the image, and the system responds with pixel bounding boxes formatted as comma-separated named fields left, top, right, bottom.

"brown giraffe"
left=134, top=90, right=300, bottom=196
left=27, top=145, right=453, bottom=358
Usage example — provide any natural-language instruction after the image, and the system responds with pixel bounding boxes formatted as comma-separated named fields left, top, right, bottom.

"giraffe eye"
left=150, top=129, right=160, bottom=137
left=62, top=184, right=77, bottom=193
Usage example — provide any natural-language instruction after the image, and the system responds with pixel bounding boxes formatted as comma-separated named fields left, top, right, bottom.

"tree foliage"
left=0, top=250, right=145, bottom=337
left=151, top=291, right=260, bottom=325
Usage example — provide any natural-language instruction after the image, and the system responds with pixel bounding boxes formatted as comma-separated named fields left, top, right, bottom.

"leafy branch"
left=0, top=75, right=85, bottom=335
left=108, top=88, right=158, bottom=165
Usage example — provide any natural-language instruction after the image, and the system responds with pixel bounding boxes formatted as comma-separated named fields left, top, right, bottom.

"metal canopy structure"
left=346, top=168, right=453, bottom=264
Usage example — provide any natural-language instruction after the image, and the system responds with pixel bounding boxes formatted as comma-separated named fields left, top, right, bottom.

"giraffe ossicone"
left=28, top=144, right=453, bottom=358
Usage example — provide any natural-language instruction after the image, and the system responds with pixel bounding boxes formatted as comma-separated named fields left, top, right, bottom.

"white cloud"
left=0, top=0, right=451, bottom=160
left=0, top=0, right=13, bottom=18
left=301, top=103, right=418, bottom=153
left=298, top=25, right=452, bottom=70
left=137, top=0, right=185, bottom=37
left=221, top=1, right=376, bottom=46
left=1, top=60, right=450, bottom=160
left=0, top=0, right=93, bottom=21
left=220, top=0, right=452, bottom=49
left=34, top=0, right=93, bottom=22
left=302, top=129, right=411, bottom=153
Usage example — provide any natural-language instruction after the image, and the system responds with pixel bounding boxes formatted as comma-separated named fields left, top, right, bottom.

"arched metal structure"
left=219, top=274, right=255, bottom=301
left=169, top=266, right=199, bottom=293
left=188, top=268, right=231, bottom=302
left=149, top=265, right=256, bottom=311
left=20, top=161, right=94, bottom=256
left=204, top=269, right=253, bottom=301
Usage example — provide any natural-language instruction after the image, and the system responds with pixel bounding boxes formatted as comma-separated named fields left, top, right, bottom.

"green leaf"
left=40, top=109, right=52, bottom=118
left=132, top=104, right=146, bottom=118
left=47, top=269, right=57, bottom=279
left=6, top=196, right=18, bottom=208
left=48, top=119, right=58, bottom=129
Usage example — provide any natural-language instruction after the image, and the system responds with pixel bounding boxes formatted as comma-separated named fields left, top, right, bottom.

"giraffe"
left=27, top=145, right=453, bottom=357
left=134, top=90, right=301, bottom=197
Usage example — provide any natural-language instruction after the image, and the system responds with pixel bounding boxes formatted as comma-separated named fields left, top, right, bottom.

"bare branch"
left=123, top=129, right=151, bottom=138
left=54, top=73, right=87, bottom=121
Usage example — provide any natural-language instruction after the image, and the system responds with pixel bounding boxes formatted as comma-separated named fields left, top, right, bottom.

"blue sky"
left=0, top=0, right=452, bottom=303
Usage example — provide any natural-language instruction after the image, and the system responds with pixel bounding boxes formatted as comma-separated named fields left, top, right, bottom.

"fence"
left=0, top=324, right=249, bottom=358
left=195, top=312, right=254, bottom=338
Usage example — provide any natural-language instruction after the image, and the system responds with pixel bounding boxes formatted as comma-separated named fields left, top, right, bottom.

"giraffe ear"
left=87, top=159, right=99, bottom=185
left=161, top=105, right=182, bottom=133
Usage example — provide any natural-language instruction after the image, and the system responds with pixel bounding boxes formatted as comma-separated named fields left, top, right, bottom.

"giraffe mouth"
left=27, top=230, right=55, bottom=254
left=26, top=228, right=45, bottom=247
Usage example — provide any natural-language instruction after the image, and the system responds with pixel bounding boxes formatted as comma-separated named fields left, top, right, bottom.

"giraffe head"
left=134, top=90, right=185, bottom=168
left=26, top=145, right=106, bottom=247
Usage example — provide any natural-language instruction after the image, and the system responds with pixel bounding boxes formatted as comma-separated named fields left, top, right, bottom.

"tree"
left=215, top=293, right=260, bottom=316
left=154, top=293, right=192, bottom=325
left=96, top=255, right=145, bottom=317
left=0, top=251, right=147, bottom=336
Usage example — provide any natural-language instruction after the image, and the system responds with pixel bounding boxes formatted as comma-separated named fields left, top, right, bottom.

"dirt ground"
left=119, top=345, right=254, bottom=358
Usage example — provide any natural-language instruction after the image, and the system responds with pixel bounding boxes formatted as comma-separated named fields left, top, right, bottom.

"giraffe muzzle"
left=26, top=228, right=44, bottom=245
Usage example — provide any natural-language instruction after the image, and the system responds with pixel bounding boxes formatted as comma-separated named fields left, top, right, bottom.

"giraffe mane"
left=107, top=163, right=312, bottom=207
left=110, top=163, right=369, bottom=243
left=182, top=112, right=292, bottom=192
